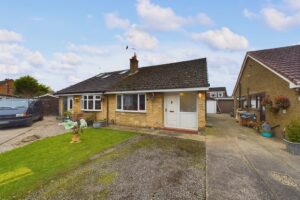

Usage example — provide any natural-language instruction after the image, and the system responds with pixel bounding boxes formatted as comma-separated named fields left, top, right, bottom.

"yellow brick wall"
left=198, top=91, right=206, bottom=129
left=234, top=58, right=300, bottom=137
left=58, top=91, right=207, bottom=130
left=73, top=96, right=81, bottom=114
left=58, top=97, right=63, bottom=115
left=112, top=93, right=164, bottom=128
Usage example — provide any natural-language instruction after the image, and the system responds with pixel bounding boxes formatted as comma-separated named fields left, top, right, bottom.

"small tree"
left=14, top=75, right=51, bottom=98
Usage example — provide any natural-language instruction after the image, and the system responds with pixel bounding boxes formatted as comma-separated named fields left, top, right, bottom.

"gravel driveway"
left=0, top=116, right=65, bottom=153
left=27, top=134, right=206, bottom=200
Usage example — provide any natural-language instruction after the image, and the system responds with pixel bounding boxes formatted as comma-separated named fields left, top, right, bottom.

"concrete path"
left=0, top=116, right=65, bottom=153
left=206, top=114, right=300, bottom=200
left=107, top=125, right=205, bottom=142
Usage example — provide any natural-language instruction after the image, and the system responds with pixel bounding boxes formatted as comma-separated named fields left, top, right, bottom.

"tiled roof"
left=110, top=58, right=209, bottom=91
left=248, top=45, right=300, bottom=85
left=55, top=71, right=130, bottom=94
left=209, top=87, right=226, bottom=92
left=55, top=58, right=209, bottom=94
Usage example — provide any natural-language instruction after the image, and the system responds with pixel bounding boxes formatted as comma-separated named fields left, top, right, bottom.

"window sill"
left=116, top=110, right=146, bottom=113
left=82, top=109, right=102, bottom=112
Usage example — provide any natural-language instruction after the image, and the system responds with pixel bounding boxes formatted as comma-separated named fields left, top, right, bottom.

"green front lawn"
left=0, top=128, right=136, bottom=200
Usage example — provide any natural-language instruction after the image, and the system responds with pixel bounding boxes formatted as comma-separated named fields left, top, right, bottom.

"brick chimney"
left=130, top=53, right=138, bottom=74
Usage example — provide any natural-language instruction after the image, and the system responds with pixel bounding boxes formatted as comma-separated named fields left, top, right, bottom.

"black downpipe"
left=106, top=95, right=109, bottom=126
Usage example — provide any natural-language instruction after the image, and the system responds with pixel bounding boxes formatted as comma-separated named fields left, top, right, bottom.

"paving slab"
left=0, top=117, right=65, bottom=153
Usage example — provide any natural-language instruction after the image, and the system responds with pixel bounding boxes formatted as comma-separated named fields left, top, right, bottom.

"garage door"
left=207, top=100, right=217, bottom=114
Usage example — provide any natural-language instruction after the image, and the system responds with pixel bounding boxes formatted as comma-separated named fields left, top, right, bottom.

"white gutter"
left=56, top=92, right=104, bottom=96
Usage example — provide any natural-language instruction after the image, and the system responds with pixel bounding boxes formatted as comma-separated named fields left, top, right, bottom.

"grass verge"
left=0, top=128, right=135, bottom=200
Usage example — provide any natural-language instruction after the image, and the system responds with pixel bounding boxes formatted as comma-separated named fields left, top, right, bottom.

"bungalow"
left=233, top=45, right=300, bottom=137
left=55, top=55, right=210, bottom=131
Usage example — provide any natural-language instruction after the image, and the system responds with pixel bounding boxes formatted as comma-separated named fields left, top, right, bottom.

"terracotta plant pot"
left=71, top=134, right=81, bottom=143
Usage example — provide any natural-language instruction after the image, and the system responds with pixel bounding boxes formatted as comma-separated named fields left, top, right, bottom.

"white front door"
left=67, top=97, right=73, bottom=112
left=164, top=92, right=198, bottom=130
left=164, top=94, right=179, bottom=128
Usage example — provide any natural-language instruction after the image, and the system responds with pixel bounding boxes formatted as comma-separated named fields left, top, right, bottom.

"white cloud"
left=190, top=27, right=249, bottom=50
left=0, top=29, right=22, bottom=43
left=284, top=0, right=300, bottom=11
left=262, top=7, right=300, bottom=31
left=137, top=0, right=184, bottom=31
left=27, top=51, right=45, bottom=66
left=119, top=26, right=158, bottom=50
left=136, top=0, right=213, bottom=31
left=104, top=12, right=130, bottom=29
left=259, top=0, right=300, bottom=31
left=67, top=43, right=108, bottom=56
left=0, top=43, right=35, bottom=75
left=51, top=52, right=82, bottom=70
left=243, top=8, right=258, bottom=19
left=68, top=75, right=82, bottom=83
left=194, top=13, right=214, bottom=26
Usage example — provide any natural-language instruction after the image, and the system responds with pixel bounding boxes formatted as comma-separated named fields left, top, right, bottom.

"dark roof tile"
left=248, top=45, right=300, bottom=85
left=55, top=58, right=209, bottom=94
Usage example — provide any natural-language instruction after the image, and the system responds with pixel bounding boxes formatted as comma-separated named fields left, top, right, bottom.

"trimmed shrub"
left=286, top=119, right=300, bottom=143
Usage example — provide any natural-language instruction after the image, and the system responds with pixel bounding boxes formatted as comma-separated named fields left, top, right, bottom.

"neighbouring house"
left=206, top=87, right=234, bottom=114
left=0, top=79, right=14, bottom=97
left=207, top=87, right=228, bottom=98
left=233, top=45, right=300, bottom=137
left=0, top=94, right=16, bottom=99
left=37, top=93, right=59, bottom=116
left=55, top=55, right=210, bottom=131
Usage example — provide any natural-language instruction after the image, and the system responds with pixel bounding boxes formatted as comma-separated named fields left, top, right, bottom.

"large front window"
left=116, top=94, right=146, bottom=112
left=180, top=92, right=197, bottom=112
left=81, top=95, right=102, bottom=111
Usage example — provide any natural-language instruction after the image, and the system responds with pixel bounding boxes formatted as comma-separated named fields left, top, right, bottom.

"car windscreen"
left=0, top=99, right=30, bottom=109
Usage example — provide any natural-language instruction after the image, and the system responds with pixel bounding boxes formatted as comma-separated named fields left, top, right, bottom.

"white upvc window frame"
left=210, top=92, right=217, bottom=98
left=116, top=93, right=146, bottom=113
left=81, top=95, right=102, bottom=111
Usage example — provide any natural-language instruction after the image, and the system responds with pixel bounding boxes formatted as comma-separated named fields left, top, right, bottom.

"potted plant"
left=63, top=110, right=72, bottom=121
left=93, top=118, right=107, bottom=128
left=270, top=105, right=280, bottom=114
left=283, top=119, right=300, bottom=155
left=274, top=95, right=290, bottom=113
left=261, top=96, right=273, bottom=109
left=85, top=113, right=96, bottom=127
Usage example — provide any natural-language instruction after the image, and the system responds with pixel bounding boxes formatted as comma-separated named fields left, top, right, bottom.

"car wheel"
left=39, top=115, right=44, bottom=121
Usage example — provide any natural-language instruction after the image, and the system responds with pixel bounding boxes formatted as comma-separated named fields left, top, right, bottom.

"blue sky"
left=0, top=0, right=299, bottom=94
